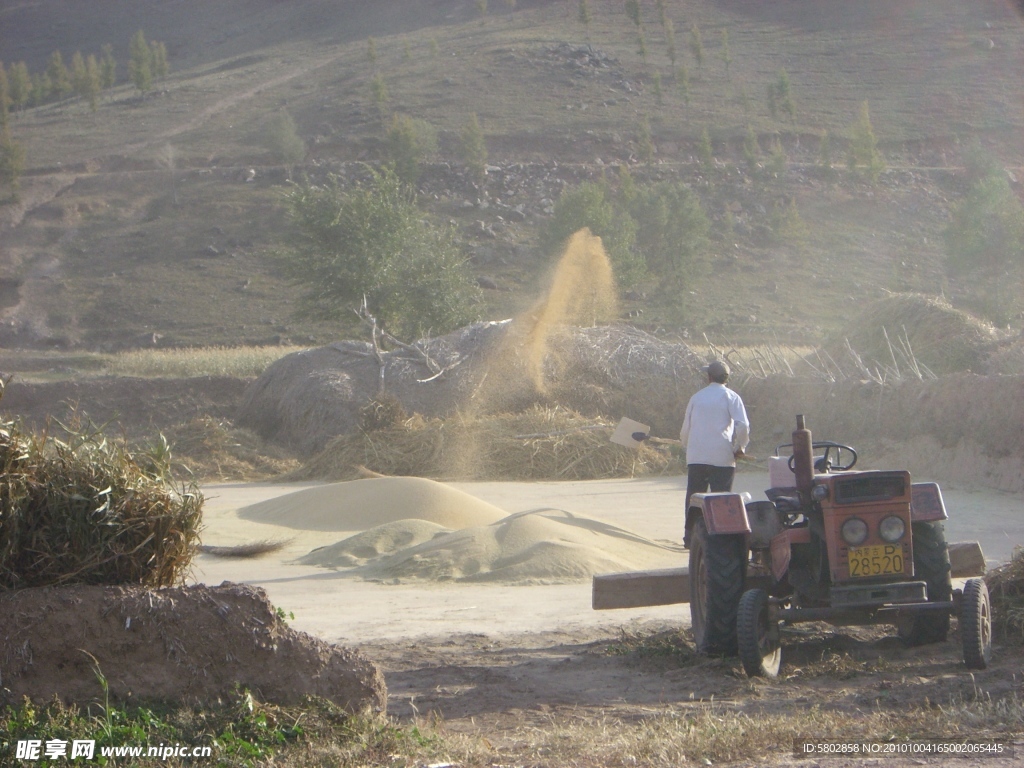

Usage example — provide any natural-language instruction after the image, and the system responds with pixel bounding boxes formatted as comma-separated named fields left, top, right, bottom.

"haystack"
left=237, top=322, right=703, bottom=457
left=0, top=390, right=202, bottom=589
left=824, top=293, right=996, bottom=375
left=986, top=547, right=1024, bottom=644
left=289, top=406, right=677, bottom=482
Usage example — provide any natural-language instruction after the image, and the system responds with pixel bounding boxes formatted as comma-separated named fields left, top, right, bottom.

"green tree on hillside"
left=743, top=124, right=760, bottom=175
left=945, top=167, right=1024, bottom=275
left=280, top=167, right=479, bottom=339
left=264, top=111, right=306, bottom=169
left=689, top=24, right=704, bottom=74
left=698, top=127, right=714, bottom=174
left=628, top=181, right=709, bottom=291
left=542, top=181, right=643, bottom=287
left=47, top=51, right=72, bottom=99
left=818, top=130, right=835, bottom=180
left=636, top=117, right=655, bottom=164
left=0, top=127, right=25, bottom=199
left=385, top=114, right=438, bottom=185
left=100, top=44, right=117, bottom=88
left=0, top=64, right=9, bottom=129
left=459, top=113, right=488, bottom=183
left=665, top=18, right=677, bottom=68
left=150, top=40, right=169, bottom=79
left=625, top=0, right=641, bottom=28
left=846, top=100, right=884, bottom=182
left=577, top=0, right=592, bottom=39
left=129, top=31, right=152, bottom=93
left=8, top=62, right=30, bottom=113
left=721, top=29, right=732, bottom=79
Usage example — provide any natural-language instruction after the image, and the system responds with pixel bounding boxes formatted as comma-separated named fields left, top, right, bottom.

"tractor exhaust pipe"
left=793, top=414, right=814, bottom=498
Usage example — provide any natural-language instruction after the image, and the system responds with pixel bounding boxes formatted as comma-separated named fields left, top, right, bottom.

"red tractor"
left=685, top=415, right=991, bottom=677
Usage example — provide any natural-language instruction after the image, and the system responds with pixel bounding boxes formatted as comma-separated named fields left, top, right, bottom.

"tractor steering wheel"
left=783, top=441, right=858, bottom=473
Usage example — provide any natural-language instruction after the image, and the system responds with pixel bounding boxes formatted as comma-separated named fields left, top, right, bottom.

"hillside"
left=0, top=0, right=1023, bottom=353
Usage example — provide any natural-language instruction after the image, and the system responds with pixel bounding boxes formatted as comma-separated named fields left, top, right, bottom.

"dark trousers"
left=685, top=463, right=736, bottom=515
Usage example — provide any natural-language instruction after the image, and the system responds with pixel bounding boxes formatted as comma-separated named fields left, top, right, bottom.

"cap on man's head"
left=701, top=360, right=730, bottom=380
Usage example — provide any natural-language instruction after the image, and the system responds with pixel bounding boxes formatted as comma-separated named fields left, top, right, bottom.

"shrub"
left=628, top=181, right=709, bottom=291
left=541, top=181, right=644, bottom=287
left=280, top=167, right=479, bottom=339
left=385, top=113, right=438, bottom=185
left=263, top=111, right=306, bottom=166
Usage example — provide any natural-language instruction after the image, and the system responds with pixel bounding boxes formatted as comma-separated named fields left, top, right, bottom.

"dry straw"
left=986, top=547, right=1024, bottom=645
left=291, top=405, right=677, bottom=482
left=0, top=385, right=202, bottom=589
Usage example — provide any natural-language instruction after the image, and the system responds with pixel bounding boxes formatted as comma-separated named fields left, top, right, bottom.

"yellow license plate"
left=848, top=545, right=904, bottom=577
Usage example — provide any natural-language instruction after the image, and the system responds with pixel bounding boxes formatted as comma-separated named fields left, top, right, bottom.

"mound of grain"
left=305, top=509, right=682, bottom=584
left=291, top=406, right=675, bottom=482
left=299, top=519, right=451, bottom=568
left=825, top=293, right=996, bottom=375
left=238, top=476, right=507, bottom=531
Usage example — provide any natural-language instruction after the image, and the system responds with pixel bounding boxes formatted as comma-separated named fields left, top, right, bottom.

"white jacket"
left=680, top=383, right=750, bottom=467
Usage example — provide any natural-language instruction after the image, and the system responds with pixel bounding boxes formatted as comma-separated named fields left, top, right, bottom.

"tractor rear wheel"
left=960, top=578, right=992, bottom=670
left=897, top=521, right=952, bottom=646
left=737, top=588, right=781, bottom=678
left=689, top=517, right=746, bottom=655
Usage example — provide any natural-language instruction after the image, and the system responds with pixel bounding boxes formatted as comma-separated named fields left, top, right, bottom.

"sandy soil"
left=192, top=472, right=1024, bottom=765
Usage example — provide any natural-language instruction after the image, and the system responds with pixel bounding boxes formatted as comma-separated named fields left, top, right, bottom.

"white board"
left=610, top=417, right=651, bottom=449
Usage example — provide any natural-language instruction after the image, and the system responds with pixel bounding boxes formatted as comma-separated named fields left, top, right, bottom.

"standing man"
left=680, top=360, right=750, bottom=527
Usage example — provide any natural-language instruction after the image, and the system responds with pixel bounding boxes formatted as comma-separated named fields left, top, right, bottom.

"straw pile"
left=986, top=548, right=1024, bottom=645
left=825, top=293, right=996, bottom=375
left=0, top=392, right=202, bottom=589
left=290, top=405, right=676, bottom=482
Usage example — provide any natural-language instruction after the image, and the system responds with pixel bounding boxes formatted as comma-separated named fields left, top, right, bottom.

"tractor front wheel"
left=737, top=588, right=781, bottom=678
left=689, top=516, right=746, bottom=655
left=960, top=578, right=992, bottom=670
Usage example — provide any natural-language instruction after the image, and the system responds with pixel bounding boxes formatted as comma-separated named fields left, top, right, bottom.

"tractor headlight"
left=879, top=515, right=906, bottom=543
left=841, top=517, right=869, bottom=546
left=811, top=484, right=829, bottom=501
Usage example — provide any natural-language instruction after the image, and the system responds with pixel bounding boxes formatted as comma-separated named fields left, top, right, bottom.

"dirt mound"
left=303, top=509, right=682, bottom=584
left=0, top=582, right=386, bottom=710
left=238, top=476, right=508, bottom=531
left=824, top=293, right=997, bottom=375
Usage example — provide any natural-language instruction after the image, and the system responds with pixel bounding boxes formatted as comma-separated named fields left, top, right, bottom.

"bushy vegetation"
left=0, top=385, right=202, bottom=589
left=0, top=689, right=461, bottom=768
left=263, top=111, right=307, bottom=166
left=384, top=113, right=438, bottom=184
left=279, top=167, right=479, bottom=339
left=541, top=175, right=709, bottom=292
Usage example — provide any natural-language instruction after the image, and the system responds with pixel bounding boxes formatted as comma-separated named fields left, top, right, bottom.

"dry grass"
left=105, top=345, right=307, bottom=379
left=0, top=392, right=201, bottom=588
left=987, top=547, right=1024, bottom=645
left=291, top=405, right=678, bottom=482
left=160, top=416, right=300, bottom=481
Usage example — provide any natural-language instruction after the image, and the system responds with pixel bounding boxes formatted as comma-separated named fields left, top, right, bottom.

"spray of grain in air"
left=445, top=228, right=618, bottom=478
left=520, top=227, right=618, bottom=391
left=472, top=227, right=619, bottom=415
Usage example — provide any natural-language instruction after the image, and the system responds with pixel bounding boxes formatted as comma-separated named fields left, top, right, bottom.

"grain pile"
left=238, top=476, right=507, bottom=531
left=289, top=406, right=676, bottom=482
left=301, top=509, right=682, bottom=584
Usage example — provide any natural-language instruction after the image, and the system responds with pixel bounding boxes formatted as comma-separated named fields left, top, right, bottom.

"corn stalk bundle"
left=986, top=547, right=1024, bottom=645
left=0, top=389, right=202, bottom=588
